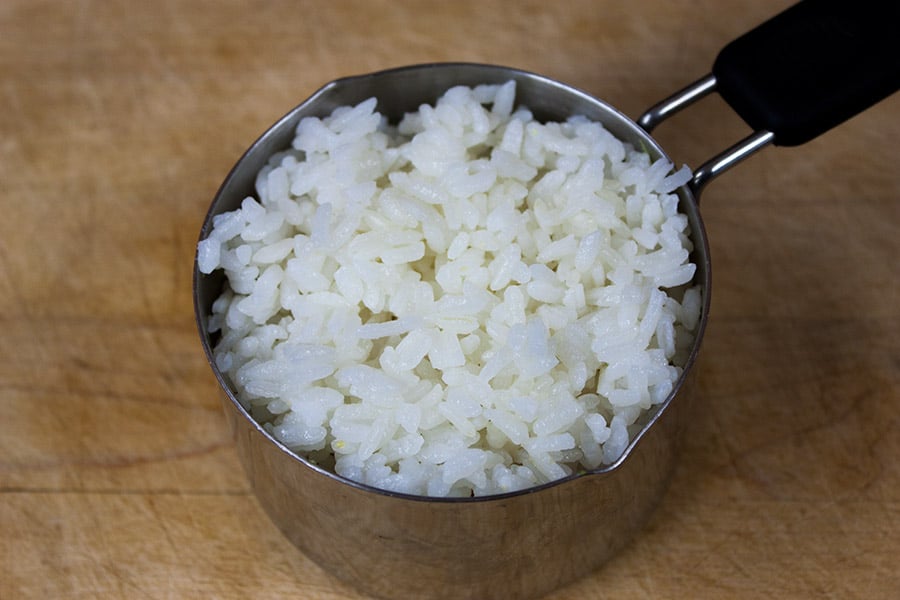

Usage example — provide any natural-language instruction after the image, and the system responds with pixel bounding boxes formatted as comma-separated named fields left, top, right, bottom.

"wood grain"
left=2, top=1, right=898, bottom=598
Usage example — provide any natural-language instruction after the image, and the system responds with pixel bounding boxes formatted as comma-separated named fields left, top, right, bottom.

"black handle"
left=712, top=0, right=900, bottom=146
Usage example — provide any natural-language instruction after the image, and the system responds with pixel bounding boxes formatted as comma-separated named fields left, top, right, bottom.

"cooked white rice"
left=198, top=81, right=701, bottom=497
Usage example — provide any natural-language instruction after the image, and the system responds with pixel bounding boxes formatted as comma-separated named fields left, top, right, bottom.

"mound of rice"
left=198, top=81, right=701, bottom=497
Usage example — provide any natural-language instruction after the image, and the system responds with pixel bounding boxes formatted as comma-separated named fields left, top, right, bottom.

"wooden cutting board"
left=2, top=1, right=898, bottom=598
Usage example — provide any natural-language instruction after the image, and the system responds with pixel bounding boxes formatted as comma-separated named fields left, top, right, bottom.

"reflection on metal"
left=639, top=74, right=775, bottom=200
left=638, top=74, right=717, bottom=133
left=690, top=130, right=775, bottom=196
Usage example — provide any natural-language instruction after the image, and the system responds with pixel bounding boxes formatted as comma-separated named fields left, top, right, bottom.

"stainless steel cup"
left=194, top=63, right=711, bottom=600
